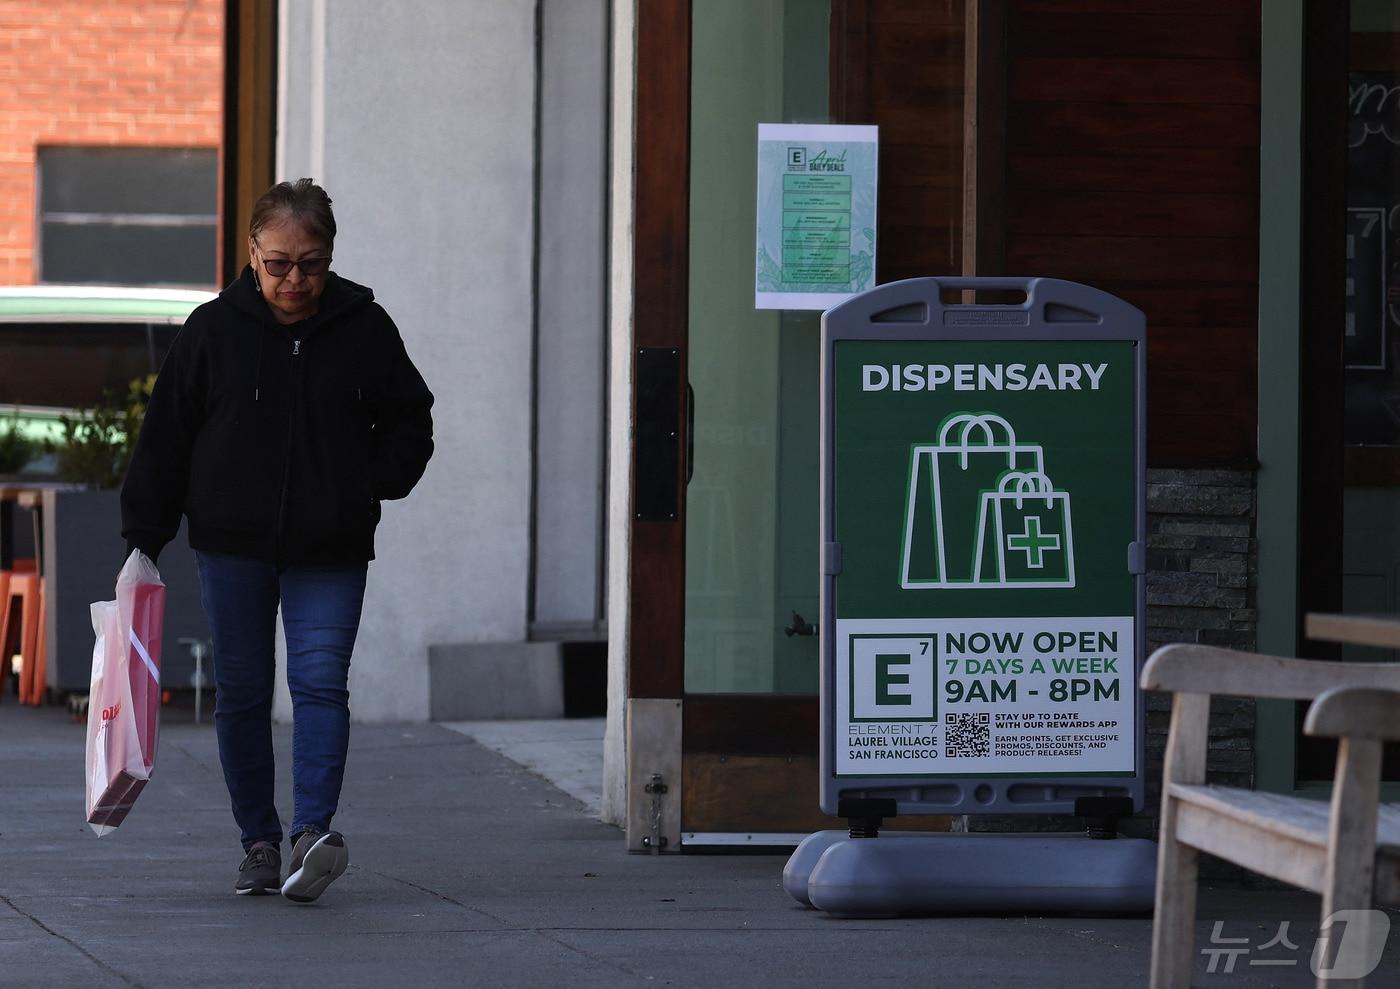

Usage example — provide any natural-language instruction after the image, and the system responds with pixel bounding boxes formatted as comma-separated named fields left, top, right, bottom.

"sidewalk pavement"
left=442, top=717, right=605, bottom=818
left=2, top=701, right=1394, bottom=989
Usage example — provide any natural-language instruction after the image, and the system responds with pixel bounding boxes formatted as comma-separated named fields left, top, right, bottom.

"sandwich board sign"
left=819, top=277, right=1146, bottom=816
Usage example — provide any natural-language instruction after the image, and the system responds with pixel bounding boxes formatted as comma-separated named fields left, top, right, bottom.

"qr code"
left=945, top=712, right=990, bottom=757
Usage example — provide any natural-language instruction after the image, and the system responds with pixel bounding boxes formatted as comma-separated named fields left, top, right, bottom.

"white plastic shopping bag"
left=85, top=549, right=165, bottom=835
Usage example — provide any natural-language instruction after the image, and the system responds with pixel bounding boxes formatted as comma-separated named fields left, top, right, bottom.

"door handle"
left=686, top=383, right=695, bottom=485
left=783, top=611, right=818, bottom=638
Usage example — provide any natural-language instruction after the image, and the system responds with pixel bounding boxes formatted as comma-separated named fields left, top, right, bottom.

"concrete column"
left=602, top=0, right=637, bottom=828
left=533, top=0, right=610, bottom=639
left=276, top=0, right=538, bottom=722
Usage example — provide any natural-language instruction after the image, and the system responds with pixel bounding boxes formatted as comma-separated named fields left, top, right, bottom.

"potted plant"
left=0, top=412, right=37, bottom=477
left=49, top=375, right=154, bottom=489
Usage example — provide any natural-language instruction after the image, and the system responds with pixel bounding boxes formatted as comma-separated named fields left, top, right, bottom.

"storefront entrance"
left=627, top=0, right=969, bottom=843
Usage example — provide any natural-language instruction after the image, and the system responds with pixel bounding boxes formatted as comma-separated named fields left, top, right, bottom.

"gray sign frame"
left=819, top=276, right=1148, bottom=817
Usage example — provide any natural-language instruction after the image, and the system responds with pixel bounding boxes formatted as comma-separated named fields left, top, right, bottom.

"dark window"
left=37, top=147, right=217, bottom=288
left=1296, top=2, right=1400, bottom=784
left=0, top=322, right=178, bottom=409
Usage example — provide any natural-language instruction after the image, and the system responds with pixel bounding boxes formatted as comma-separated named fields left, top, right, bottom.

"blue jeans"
left=195, top=551, right=367, bottom=851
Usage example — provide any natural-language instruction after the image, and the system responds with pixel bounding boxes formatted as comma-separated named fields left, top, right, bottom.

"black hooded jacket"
left=121, top=266, right=435, bottom=566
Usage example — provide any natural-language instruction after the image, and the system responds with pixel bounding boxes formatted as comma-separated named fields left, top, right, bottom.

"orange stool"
left=6, top=573, right=43, bottom=705
left=32, top=585, right=45, bottom=700
left=0, top=570, right=8, bottom=698
left=0, top=559, right=38, bottom=701
left=26, top=578, right=46, bottom=704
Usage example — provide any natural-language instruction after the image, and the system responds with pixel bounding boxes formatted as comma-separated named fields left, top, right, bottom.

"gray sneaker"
left=280, top=828, right=348, bottom=903
left=235, top=841, right=282, bottom=895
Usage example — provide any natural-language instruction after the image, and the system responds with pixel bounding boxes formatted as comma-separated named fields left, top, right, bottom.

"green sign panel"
left=837, top=341, right=1134, bottom=619
left=820, top=279, right=1146, bottom=813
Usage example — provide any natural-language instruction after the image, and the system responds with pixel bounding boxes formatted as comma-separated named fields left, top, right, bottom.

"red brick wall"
left=0, top=0, right=223, bottom=285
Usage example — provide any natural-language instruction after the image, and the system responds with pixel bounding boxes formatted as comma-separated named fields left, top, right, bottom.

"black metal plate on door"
left=634, top=347, right=681, bottom=521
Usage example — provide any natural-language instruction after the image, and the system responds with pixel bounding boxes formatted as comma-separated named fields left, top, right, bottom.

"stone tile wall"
left=963, top=467, right=1259, bottom=852
left=1145, top=467, right=1258, bottom=796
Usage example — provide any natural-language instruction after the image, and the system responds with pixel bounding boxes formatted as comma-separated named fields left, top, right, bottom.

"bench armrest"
left=1141, top=643, right=1400, bottom=701
left=1305, top=686, right=1400, bottom=741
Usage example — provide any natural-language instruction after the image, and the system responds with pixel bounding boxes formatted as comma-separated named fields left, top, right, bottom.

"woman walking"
left=121, top=178, right=435, bottom=901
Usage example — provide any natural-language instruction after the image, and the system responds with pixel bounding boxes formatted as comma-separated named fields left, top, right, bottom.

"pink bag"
left=85, top=549, right=165, bottom=834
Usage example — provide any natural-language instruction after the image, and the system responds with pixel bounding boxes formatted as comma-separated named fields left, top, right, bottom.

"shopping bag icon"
left=972, top=471, right=1076, bottom=587
left=900, top=414, right=1044, bottom=588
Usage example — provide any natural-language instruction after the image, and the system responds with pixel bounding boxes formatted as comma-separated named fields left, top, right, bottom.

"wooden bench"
left=1141, top=644, right=1400, bottom=989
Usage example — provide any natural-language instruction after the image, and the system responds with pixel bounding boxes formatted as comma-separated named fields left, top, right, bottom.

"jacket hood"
left=222, top=265, right=375, bottom=328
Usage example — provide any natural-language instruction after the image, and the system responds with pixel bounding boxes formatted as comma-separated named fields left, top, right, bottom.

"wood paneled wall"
left=222, top=0, right=278, bottom=284
left=832, top=0, right=967, bottom=281
left=1003, top=0, right=1262, bottom=466
left=833, top=0, right=1261, bottom=466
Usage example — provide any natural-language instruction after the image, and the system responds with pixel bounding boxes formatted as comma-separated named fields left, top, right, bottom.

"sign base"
left=785, top=831, right=1156, bottom=917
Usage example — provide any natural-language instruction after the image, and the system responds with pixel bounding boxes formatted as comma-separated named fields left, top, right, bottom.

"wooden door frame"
left=221, top=0, right=278, bottom=284
left=961, top=0, right=1007, bottom=278
left=627, top=1, right=689, bottom=700
left=624, top=0, right=689, bottom=852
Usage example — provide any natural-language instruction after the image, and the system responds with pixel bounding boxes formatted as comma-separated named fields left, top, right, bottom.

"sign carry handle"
left=824, top=276, right=1145, bottom=331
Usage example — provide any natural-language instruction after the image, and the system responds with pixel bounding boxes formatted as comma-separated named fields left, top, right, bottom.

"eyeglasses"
left=254, top=244, right=331, bottom=277
left=259, top=255, right=331, bottom=277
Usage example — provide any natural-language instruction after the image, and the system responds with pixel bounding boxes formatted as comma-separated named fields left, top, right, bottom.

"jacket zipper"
left=274, top=335, right=303, bottom=563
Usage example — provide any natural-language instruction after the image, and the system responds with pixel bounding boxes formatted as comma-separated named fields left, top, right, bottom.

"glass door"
left=685, top=2, right=827, bottom=698
left=680, top=0, right=831, bottom=838
left=679, top=0, right=969, bottom=837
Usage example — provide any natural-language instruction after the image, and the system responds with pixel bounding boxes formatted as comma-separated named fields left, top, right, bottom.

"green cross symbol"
left=1006, top=516, right=1060, bottom=569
